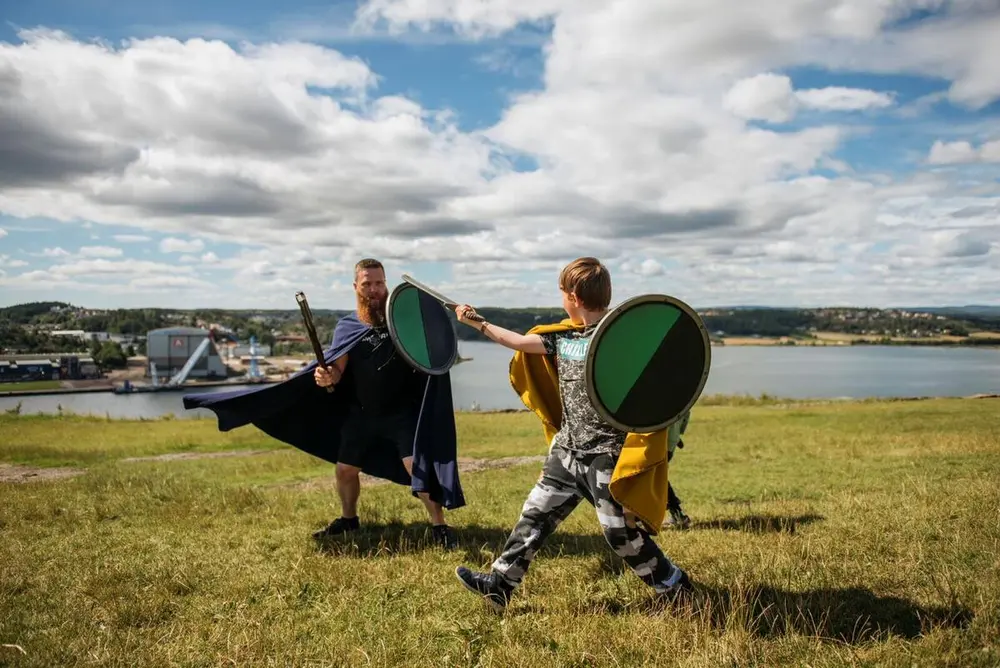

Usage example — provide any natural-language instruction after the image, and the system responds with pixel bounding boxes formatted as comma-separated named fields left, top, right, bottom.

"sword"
left=294, top=290, right=334, bottom=393
left=401, top=273, right=485, bottom=322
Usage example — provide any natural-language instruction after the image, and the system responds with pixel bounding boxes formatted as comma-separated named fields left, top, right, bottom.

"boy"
left=451, top=257, right=692, bottom=611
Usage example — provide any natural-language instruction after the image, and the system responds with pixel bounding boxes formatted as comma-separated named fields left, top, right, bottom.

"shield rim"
left=584, top=293, right=712, bottom=433
left=385, top=281, right=458, bottom=376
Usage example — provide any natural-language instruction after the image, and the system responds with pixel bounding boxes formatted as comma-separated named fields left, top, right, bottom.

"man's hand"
left=314, top=365, right=340, bottom=388
left=624, top=509, right=638, bottom=529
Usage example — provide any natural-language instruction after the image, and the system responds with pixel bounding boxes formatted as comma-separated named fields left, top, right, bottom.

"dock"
left=0, top=379, right=278, bottom=398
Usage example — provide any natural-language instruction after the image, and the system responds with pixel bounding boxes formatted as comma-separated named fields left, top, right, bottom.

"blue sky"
left=1, top=1, right=998, bottom=310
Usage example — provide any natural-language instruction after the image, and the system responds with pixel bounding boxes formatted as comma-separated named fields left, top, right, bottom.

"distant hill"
left=902, top=305, right=1000, bottom=317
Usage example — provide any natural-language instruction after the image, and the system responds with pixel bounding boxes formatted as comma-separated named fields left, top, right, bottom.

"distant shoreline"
left=714, top=332, right=1000, bottom=347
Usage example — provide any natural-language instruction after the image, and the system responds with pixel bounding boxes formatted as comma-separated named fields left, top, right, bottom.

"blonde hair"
left=559, top=257, right=612, bottom=310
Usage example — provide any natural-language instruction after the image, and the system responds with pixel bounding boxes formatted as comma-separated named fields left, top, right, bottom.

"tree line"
left=3, top=301, right=998, bottom=356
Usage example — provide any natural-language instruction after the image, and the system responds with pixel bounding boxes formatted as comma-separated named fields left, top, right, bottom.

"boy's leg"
left=455, top=446, right=583, bottom=609
left=588, top=452, right=692, bottom=597
left=492, top=447, right=583, bottom=586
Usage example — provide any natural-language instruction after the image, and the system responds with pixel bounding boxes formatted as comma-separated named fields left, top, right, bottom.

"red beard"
left=357, top=292, right=387, bottom=326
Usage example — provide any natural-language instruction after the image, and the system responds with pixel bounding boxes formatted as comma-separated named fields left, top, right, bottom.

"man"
left=183, top=258, right=463, bottom=550
left=311, top=259, right=457, bottom=548
left=664, top=410, right=692, bottom=529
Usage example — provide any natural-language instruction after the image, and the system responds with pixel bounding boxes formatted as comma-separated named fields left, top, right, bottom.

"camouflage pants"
left=491, top=445, right=681, bottom=593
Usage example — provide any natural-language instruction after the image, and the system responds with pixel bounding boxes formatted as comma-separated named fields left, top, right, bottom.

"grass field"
left=2, top=398, right=999, bottom=666
left=0, top=380, right=62, bottom=392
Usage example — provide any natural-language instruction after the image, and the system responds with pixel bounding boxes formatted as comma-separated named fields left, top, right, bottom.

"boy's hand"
left=454, top=304, right=483, bottom=327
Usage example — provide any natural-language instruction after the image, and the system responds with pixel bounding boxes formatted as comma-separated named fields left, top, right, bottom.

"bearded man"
left=183, top=258, right=464, bottom=550
left=311, top=258, right=456, bottom=546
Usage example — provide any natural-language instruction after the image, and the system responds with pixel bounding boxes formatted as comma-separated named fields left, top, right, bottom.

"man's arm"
left=331, top=353, right=347, bottom=378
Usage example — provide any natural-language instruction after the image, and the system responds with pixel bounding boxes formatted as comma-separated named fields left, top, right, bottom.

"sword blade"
left=401, top=273, right=484, bottom=322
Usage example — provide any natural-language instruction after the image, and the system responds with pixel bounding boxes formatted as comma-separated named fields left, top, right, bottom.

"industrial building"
left=0, top=359, right=59, bottom=383
left=0, top=355, right=100, bottom=384
left=145, top=327, right=228, bottom=380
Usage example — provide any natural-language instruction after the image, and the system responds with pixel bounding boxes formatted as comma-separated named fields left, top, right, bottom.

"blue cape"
left=182, top=313, right=465, bottom=510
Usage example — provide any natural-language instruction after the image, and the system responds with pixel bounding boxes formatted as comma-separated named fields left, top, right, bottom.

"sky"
left=0, top=0, right=998, bottom=311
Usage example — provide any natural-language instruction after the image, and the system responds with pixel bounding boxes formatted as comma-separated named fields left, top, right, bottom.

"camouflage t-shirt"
left=539, top=324, right=627, bottom=456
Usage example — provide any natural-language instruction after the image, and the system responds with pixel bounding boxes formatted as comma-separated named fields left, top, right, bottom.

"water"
left=1, top=342, right=997, bottom=420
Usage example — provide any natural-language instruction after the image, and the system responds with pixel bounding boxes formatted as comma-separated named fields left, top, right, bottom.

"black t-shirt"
left=343, top=326, right=425, bottom=416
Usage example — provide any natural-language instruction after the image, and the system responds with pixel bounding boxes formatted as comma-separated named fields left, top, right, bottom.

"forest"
left=2, top=301, right=999, bottom=355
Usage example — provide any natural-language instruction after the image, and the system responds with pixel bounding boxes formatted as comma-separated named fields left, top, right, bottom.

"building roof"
left=147, top=327, right=210, bottom=336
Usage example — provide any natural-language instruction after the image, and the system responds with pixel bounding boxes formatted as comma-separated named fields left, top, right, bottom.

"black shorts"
left=338, top=409, right=418, bottom=468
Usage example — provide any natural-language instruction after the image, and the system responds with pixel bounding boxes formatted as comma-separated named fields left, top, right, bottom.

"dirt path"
left=2, top=450, right=544, bottom=486
left=0, top=464, right=86, bottom=484
left=119, top=449, right=273, bottom=463
left=283, top=455, right=547, bottom=491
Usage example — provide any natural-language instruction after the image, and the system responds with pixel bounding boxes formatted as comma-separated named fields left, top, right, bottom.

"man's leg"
left=336, top=462, right=362, bottom=518
left=663, top=482, right=691, bottom=529
left=401, top=456, right=447, bottom=524
left=313, top=416, right=366, bottom=539
left=401, top=455, right=456, bottom=549
left=455, top=446, right=583, bottom=610
left=588, top=453, right=692, bottom=598
left=663, top=446, right=690, bottom=529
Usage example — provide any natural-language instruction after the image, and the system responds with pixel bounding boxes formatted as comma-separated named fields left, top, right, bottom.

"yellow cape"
left=508, top=320, right=669, bottom=533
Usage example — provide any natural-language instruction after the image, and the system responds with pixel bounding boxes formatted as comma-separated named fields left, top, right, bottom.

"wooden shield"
left=385, top=281, right=458, bottom=375
left=585, top=293, right=711, bottom=433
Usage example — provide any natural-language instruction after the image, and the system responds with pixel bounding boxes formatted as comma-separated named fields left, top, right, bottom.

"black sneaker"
left=663, top=508, right=691, bottom=530
left=455, top=566, right=514, bottom=612
left=312, top=516, right=360, bottom=539
left=656, top=567, right=694, bottom=604
left=432, top=524, right=458, bottom=550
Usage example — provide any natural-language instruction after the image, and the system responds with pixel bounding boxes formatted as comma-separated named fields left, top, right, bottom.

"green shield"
left=386, top=281, right=459, bottom=375
left=584, top=293, right=711, bottom=432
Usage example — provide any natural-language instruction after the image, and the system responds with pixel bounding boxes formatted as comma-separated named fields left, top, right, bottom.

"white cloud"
left=113, top=234, right=152, bottom=243
left=1, top=3, right=999, bottom=308
left=794, top=86, right=894, bottom=111
left=40, top=247, right=71, bottom=258
left=0, top=227, right=6, bottom=239
left=0, top=254, right=28, bottom=268
left=79, top=245, right=124, bottom=258
left=620, top=258, right=667, bottom=277
left=354, top=0, right=1000, bottom=108
left=723, top=73, right=798, bottom=123
left=724, top=73, right=894, bottom=123
left=927, top=139, right=1000, bottom=164
left=50, top=258, right=195, bottom=277
left=0, top=29, right=494, bottom=253
left=159, top=237, right=205, bottom=254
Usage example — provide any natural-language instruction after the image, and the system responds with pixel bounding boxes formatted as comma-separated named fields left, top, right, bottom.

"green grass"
left=1, top=398, right=999, bottom=666
left=0, top=380, right=62, bottom=392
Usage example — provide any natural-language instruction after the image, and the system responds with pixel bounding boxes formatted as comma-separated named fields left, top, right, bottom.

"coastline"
left=0, top=379, right=279, bottom=398
left=714, top=332, right=1000, bottom=347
